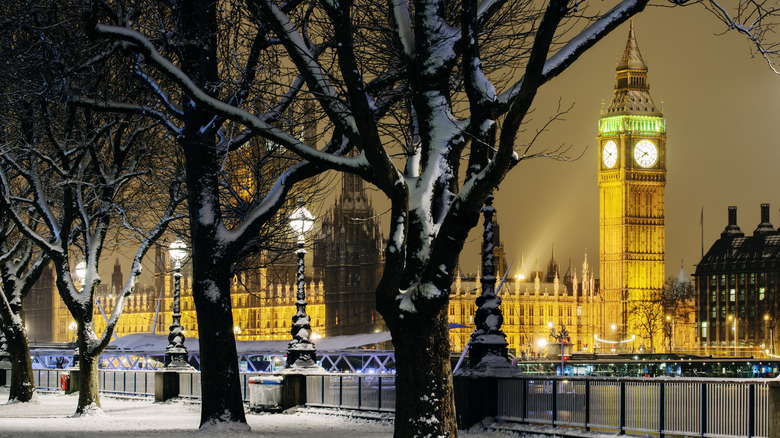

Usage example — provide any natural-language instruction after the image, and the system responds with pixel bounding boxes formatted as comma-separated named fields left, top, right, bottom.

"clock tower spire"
left=598, top=20, right=666, bottom=350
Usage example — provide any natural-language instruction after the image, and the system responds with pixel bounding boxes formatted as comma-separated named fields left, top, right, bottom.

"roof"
left=676, top=267, right=691, bottom=286
left=603, top=21, right=661, bottom=117
left=109, top=331, right=393, bottom=353
left=616, top=20, right=648, bottom=71
left=695, top=233, right=780, bottom=275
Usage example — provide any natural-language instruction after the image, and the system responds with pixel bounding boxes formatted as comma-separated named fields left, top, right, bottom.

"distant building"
left=598, top=21, right=666, bottom=349
left=24, top=267, right=69, bottom=343
left=448, top=225, right=602, bottom=355
left=695, top=204, right=780, bottom=354
left=313, top=173, right=385, bottom=336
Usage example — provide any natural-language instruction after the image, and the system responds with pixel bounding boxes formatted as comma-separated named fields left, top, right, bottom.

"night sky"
left=128, top=4, right=780, bottom=286
left=457, top=4, right=780, bottom=281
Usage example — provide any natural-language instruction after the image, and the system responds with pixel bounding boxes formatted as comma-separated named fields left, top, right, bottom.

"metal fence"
left=305, top=374, right=396, bottom=412
left=98, top=370, right=155, bottom=397
left=496, top=376, right=770, bottom=438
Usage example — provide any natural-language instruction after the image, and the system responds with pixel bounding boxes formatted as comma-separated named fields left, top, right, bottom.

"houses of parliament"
left=23, top=23, right=698, bottom=356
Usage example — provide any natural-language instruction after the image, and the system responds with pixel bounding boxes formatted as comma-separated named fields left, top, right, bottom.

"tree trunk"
left=390, top=306, right=457, bottom=437
left=75, top=348, right=100, bottom=415
left=192, top=259, right=247, bottom=428
left=5, top=326, right=35, bottom=403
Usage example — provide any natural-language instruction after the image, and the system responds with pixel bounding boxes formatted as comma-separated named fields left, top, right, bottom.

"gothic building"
left=312, top=173, right=385, bottom=336
left=598, top=21, right=666, bottom=348
left=448, top=250, right=601, bottom=355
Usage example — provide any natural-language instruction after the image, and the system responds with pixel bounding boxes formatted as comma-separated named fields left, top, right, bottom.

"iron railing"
left=305, top=374, right=396, bottom=412
left=496, top=376, right=770, bottom=438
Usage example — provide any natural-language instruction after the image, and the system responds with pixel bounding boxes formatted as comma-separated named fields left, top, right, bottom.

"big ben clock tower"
left=598, top=21, right=666, bottom=347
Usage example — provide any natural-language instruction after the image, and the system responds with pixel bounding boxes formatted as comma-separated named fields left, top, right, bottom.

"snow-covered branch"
left=92, top=23, right=366, bottom=173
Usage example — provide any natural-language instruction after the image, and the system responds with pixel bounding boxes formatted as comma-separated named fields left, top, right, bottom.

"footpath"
left=0, top=388, right=530, bottom=438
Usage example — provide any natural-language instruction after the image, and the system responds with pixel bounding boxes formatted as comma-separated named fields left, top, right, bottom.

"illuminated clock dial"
left=602, top=141, right=618, bottom=168
left=633, top=140, right=658, bottom=168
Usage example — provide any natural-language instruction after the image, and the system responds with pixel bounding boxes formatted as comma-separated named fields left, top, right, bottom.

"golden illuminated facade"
left=86, top=248, right=326, bottom=342
left=448, top=255, right=601, bottom=355
left=598, top=22, right=666, bottom=348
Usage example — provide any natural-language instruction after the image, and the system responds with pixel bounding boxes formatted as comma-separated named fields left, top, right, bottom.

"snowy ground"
left=0, top=388, right=533, bottom=438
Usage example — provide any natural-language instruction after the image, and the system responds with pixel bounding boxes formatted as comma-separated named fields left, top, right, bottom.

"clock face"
left=633, top=140, right=658, bottom=168
left=602, top=141, right=618, bottom=168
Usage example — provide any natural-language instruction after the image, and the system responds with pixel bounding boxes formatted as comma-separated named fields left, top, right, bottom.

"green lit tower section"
left=598, top=21, right=666, bottom=348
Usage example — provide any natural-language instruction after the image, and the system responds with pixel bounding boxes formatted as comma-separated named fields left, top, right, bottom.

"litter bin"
left=248, top=376, right=283, bottom=412
left=59, top=372, right=69, bottom=390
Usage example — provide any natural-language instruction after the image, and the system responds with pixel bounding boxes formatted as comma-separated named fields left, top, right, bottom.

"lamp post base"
left=164, top=347, right=194, bottom=370
left=286, top=347, right=319, bottom=369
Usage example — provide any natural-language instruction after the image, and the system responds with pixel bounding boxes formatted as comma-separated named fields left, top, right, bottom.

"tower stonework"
left=598, top=21, right=666, bottom=344
left=313, top=173, right=385, bottom=336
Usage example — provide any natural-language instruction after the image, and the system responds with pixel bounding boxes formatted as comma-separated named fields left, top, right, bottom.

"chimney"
left=721, top=206, right=745, bottom=239
left=754, top=203, right=776, bottom=236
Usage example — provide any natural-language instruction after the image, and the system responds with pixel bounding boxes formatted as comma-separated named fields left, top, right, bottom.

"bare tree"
left=0, top=212, right=50, bottom=403
left=0, top=106, right=185, bottom=414
left=87, top=0, right=780, bottom=435
left=631, top=290, right=665, bottom=353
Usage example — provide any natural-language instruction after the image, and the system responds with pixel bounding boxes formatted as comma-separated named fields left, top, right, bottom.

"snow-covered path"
left=0, top=389, right=521, bottom=438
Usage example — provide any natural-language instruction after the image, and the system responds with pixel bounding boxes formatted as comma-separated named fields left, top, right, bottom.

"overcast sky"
left=451, top=3, right=780, bottom=281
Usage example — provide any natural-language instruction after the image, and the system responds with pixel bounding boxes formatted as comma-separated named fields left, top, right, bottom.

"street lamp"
left=68, top=321, right=77, bottom=343
left=468, top=193, right=510, bottom=369
left=286, top=199, right=317, bottom=368
left=233, top=325, right=241, bottom=341
left=165, top=237, right=192, bottom=369
left=74, top=261, right=87, bottom=287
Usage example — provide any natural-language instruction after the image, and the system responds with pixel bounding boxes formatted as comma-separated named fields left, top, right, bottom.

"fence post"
left=583, top=379, right=590, bottom=431
left=659, top=382, right=665, bottom=438
left=552, top=379, right=558, bottom=426
left=378, top=377, right=382, bottom=411
left=701, top=383, right=707, bottom=437
left=339, top=375, right=343, bottom=408
left=358, top=376, right=362, bottom=410
left=522, top=378, right=528, bottom=422
left=767, top=381, right=780, bottom=438
left=620, top=381, right=626, bottom=435
left=748, top=383, right=755, bottom=438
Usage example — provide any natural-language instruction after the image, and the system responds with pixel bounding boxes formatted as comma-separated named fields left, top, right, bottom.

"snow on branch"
left=92, top=23, right=366, bottom=173
left=699, top=0, right=780, bottom=73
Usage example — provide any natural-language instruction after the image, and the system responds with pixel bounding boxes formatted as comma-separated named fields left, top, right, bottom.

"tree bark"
left=390, top=305, right=457, bottom=438
left=191, top=259, right=247, bottom=427
left=182, top=131, right=247, bottom=428
left=5, top=326, right=35, bottom=403
left=75, top=346, right=100, bottom=415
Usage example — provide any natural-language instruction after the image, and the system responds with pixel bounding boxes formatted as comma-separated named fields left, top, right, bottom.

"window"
left=760, top=287, right=766, bottom=300
left=730, top=289, right=736, bottom=302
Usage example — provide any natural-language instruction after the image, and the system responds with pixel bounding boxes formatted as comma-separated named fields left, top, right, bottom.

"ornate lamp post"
left=165, top=237, right=192, bottom=369
left=468, top=194, right=510, bottom=369
left=286, top=199, right=317, bottom=368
